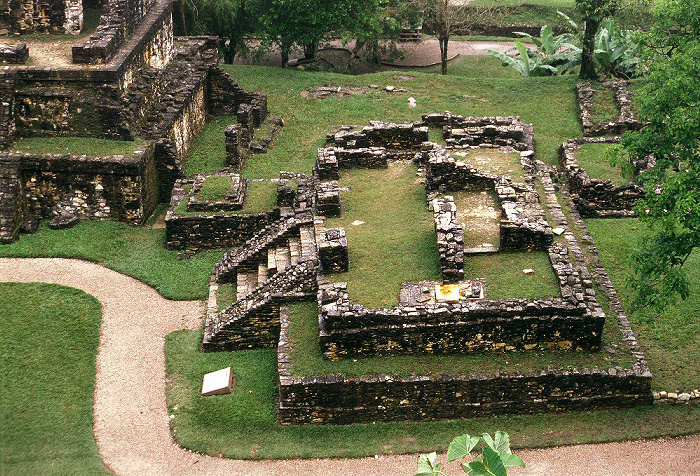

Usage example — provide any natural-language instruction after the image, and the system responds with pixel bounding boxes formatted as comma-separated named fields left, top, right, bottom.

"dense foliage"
left=621, top=0, right=700, bottom=310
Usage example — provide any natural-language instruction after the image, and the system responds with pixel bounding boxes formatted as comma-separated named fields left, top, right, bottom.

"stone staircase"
left=0, top=156, right=23, bottom=243
left=203, top=211, right=319, bottom=351
left=214, top=211, right=314, bottom=283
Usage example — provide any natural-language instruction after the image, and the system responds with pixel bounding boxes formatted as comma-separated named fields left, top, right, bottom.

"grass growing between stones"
left=165, top=329, right=699, bottom=460
left=576, top=143, right=631, bottom=186
left=325, top=163, right=441, bottom=308
left=588, top=84, right=619, bottom=124
left=0, top=220, right=222, bottom=300
left=0, top=283, right=111, bottom=476
left=197, top=175, right=233, bottom=201
left=453, top=189, right=501, bottom=249
left=585, top=218, right=700, bottom=392
left=175, top=180, right=277, bottom=216
left=11, top=137, right=146, bottom=157
left=217, top=282, right=237, bottom=311
left=451, top=148, right=525, bottom=182
left=222, top=63, right=581, bottom=178
left=287, top=300, right=634, bottom=378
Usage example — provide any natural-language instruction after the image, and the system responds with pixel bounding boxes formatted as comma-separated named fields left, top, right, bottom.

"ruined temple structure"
left=0, top=0, right=268, bottom=242
left=0, top=0, right=85, bottom=35
left=196, top=113, right=652, bottom=425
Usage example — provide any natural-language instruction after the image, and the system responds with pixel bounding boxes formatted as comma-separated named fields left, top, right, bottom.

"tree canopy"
left=621, top=0, right=700, bottom=310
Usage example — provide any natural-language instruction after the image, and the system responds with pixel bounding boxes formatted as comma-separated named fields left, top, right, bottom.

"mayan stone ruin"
left=0, top=0, right=657, bottom=429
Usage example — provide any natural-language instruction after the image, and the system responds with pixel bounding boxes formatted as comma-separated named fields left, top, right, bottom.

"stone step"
left=288, top=236, right=301, bottom=266
left=275, top=245, right=290, bottom=273
left=258, top=262, right=268, bottom=285
left=267, top=247, right=277, bottom=275
left=299, top=225, right=317, bottom=262
left=236, top=270, right=258, bottom=300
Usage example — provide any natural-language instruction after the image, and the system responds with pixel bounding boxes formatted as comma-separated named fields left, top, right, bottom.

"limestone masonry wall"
left=5, top=144, right=158, bottom=225
left=430, top=196, right=464, bottom=281
left=560, top=137, right=645, bottom=218
left=278, top=307, right=651, bottom=425
left=0, top=0, right=82, bottom=35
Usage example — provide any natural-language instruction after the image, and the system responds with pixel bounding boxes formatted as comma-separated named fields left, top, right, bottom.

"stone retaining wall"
left=6, top=143, right=158, bottom=225
left=0, top=43, right=29, bottom=64
left=559, top=137, right=645, bottom=217
left=317, top=281, right=600, bottom=360
left=278, top=306, right=651, bottom=425
left=0, top=0, right=82, bottom=35
left=576, top=81, right=643, bottom=136
left=165, top=178, right=280, bottom=250
left=326, top=122, right=428, bottom=156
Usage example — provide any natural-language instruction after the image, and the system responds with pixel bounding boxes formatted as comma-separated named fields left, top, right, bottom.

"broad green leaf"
left=467, top=460, right=496, bottom=476
left=416, top=452, right=441, bottom=476
left=500, top=453, right=526, bottom=468
left=480, top=433, right=494, bottom=449
left=492, top=431, right=512, bottom=454
left=447, top=434, right=480, bottom=462
left=483, top=446, right=508, bottom=476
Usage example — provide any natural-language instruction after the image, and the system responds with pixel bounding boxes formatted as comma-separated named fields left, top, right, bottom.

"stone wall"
left=314, top=180, right=340, bottom=218
left=314, top=217, right=347, bottom=273
left=425, top=146, right=552, bottom=251
left=278, top=307, right=651, bottom=425
left=317, top=281, right=600, bottom=360
left=326, top=122, right=428, bottom=158
left=0, top=0, right=82, bottom=35
left=430, top=196, right=464, bottom=282
left=72, top=0, right=159, bottom=64
left=576, top=81, right=643, bottom=136
left=560, top=137, right=645, bottom=217
left=0, top=155, right=24, bottom=242
left=423, top=113, right=534, bottom=151
left=8, top=143, right=158, bottom=225
left=208, top=65, right=268, bottom=122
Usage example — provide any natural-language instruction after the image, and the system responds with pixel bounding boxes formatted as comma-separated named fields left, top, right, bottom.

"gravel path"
left=0, top=257, right=697, bottom=475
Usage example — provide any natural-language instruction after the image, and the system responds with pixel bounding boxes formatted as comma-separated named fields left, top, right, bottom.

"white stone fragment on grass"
left=201, top=367, right=234, bottom=396
left=385, top=85, right=395, bottom=92
left=351, top=220, right=365, bottom=226
left=523, top=268, right=535, bottom=275
left=408, top=97, right=417, bottom=108
left=553, top=227, right=565, bottom=235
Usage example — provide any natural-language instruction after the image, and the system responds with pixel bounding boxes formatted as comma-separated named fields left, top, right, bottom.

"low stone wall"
left=0, top=43, right=29, bottom=64
left=559, top=137, right=645, bottom=218
left=326, top=122, right=428, bottom=156
left=425, top=146, right=552, bottom=251
left=278, top=307, right=650, bottom=425
left=430, top=196, right=464, bottom=282
left=7, top=143, right=158, bottom=225
left=576, top=81, right=643, bottom=136
left=165, top=178, right=280, bottom=250
left=0, top=155, right=24, bottom=243
left=423, top=113, right=534, bottom=151
left=314, top=180, right=340, bottom=218
left=208, top=65, right=268, bottom=123
left=317, top=281, right=600, bottom=360
left=314, top=218, right=347, bottom=273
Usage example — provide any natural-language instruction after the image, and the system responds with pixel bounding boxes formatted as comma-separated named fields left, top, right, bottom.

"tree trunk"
left=439, top=35, right=449, bottom=75
left=281, top=44, right=290, bottom=67
left=172, top=0, right=187, bottom=36
left=304, top=42, right=317, bottom=60
left=580, top=17, right=599, bottom=80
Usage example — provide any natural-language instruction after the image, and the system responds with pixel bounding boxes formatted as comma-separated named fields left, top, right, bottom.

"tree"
left=620, top=0, right=700, bottom=310
left=575, top=0, right=618, bottom=79
left=410, top=0, right=501, bottom=75
left=254, top=0, right=381, bottom=66
left=184, top=0, right=256, bottom=63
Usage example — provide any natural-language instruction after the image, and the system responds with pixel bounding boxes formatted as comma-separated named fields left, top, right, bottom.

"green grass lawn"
left=0, top=217, right=222, bottom=300
left=197, top=176, right=234, bottom=201
left=11, top=137, right=146, bottom=157
left=325, top=163, right=441, bottom=307
left=588, top=83, right=619, bottom=124
left=165, top=329, right=699, bottom=460
left=182, top=115, right=236, bottom=175
left=585, top=218, right=699, bottom=391
left=0, top=283, right=111, bottom=475
left=176, top=180, right=278, bottom=215
left=576, top=143, right=632, bottom=186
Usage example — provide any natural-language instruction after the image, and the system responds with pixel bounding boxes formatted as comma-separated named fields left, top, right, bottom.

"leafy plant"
left=593, top=17, right=640, bottom=78
left=416, top=431, right=525, bottom=476
left=485, top=41, right=558, bottom=77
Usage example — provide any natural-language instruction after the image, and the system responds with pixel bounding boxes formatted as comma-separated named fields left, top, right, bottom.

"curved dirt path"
left=0, top=257, right=697, bottom=475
